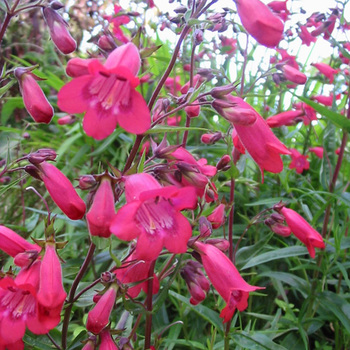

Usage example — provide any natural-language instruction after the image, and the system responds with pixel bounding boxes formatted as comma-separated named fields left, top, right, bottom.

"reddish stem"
left=144, top=260, right=156, bottom=350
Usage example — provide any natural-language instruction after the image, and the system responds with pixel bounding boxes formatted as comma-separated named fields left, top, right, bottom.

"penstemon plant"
left=0, top=0, right=350, bottom=349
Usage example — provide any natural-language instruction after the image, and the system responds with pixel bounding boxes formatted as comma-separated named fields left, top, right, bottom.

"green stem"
left=144, top=260, right=156, bottom=350
left=61, top=242, right=96, bottom=349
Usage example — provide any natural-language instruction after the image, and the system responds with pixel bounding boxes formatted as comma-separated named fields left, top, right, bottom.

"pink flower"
left=110, top=173, right=197, bottom=261
left=207, top=204, right=225, bottom=229
left=234, top=0, right=284, bottom=48
left=288, top=149, right=310, bottom=174
left=39, top=162, right=86, bottom=220
left=87, top=177, right=116, bottom=238
left=220, top=36, right=237, bottom=55
left=36, top=243, right=66, bottom=310
left=114, top=253, right=159, bottom=298
left=299, top=25, right=317, bottom=46
left=279, top=207, right=325, bottom=258
left=194, top=242, right=263, bottom=322
left=215, top=96, right=290, bottom=181
left=42, top=7, right=76, bottom=55
left=312, top=62, right=338, bottom=83
left=86, top=285, right=117, bottom=335
left=99, top=329, right=119, bottom=350
left=280, top=65, right=307, bottom=84
left=0, top=225, right=40, bottom=258
left=0, top=261, right=63, bottom=347
left=66, top=58, right=96, bottom=78
left=309, top=147, right=324, bottom=159
left=311, top=93, right=340, bottom=106
left=267, top=0, right=288, bottom=12
left=14, top=68, right=54, bottom=124
left=57, top=43, right=150, bottom=140
left=266, top=110, right=305, bottom=128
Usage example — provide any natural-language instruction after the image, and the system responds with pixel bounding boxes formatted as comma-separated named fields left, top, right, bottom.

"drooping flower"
left=57, top=43, right=150, bottom=140
left=194, top=241, right=264, bottom=322
left=110, top=173, right=197, bottom=261
left=86, top=176, right=116, bottom=238
left=280, top=64, right=307, bottom=85
left=38, top=161, right=86, bottom=220
left=113, top=253, right=159, bottom=298
left=14, top=67, right=54, bottom=124
left=234, top=0, right=284, bottom=48
left=0, top=261, right=63, bottom=348
left=279, top=206, right=325, bottom=258
left=42, top=7, right=77, bottom=55
left=0, top=225, right=40, bottom=258
left=311, top=93, right=341, bottom=106
left=99, top=329, right=119, bottom=350
left=36, top=243, right=66, bottom=310
left=298, top=25, right=317, bottom=46
left=309, top=147, right=324, bottom=159
left=288, top=148, right=310, bottom=174
left=312, top=62, right=338, bottom=83
left=86, top=285, right=117, bottom=335
left=214, top=95, right=290, bottom=181
left=207, top=204, right=226, bottom=229
left=266, top=110, right=305, bottom=128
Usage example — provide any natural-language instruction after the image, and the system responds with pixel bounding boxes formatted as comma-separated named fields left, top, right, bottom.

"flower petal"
left=134, top=230, right=164, bottom=261
left=57, top=75, right=92, bottom=113
left=125, top=173, right=161, bottom=202
left=110, top=201, right=142, bottom=241
left=82, top=107, right=119, bottom=140
left=117, top=90, right=151, bottom=135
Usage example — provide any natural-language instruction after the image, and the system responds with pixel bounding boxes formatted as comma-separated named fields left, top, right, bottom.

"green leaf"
left=233, top=331, right=288, bottom=350
left=169, top=290, right=224, bottom=334
left=0, top=80, right=16, bottom=99
left=140, top=44, right=162, bottom=59
left=241, top=246, right=309, bottom=270
left=295, top=95, right=350, bottom=131
left=1, top=97, right=24, bottom=125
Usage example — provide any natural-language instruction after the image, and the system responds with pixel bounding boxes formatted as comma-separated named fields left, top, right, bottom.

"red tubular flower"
left=207, top=204, right=225, bottom=229
left=110, top=173, right=197, bottom=261
left=309, top=147, right=324, bottom=159
left=42, top=7, right=76, bottom=54
left=14, top=68, right=54, bottom=124
left=266, top=110, right=305, bottom=128
left=57, top=43, right=150, bottom=140
left=86, top=285, right=117, bottom=335
left=281, top=65, right=307, bottom=85
left=66, top=58, right=96, bottom=78
left=312, top=62, right=338, bottom=83
left=36, top=243, right=66, bottom=310
left=312, top=93, right=340, bottom=106
left=114, top=253, right=159, bottom=298
left=0, top=225, right=40, bottom=258
left=0, top=261, right=63, bottom=347
left=299, top=25, right=317, bottom=46
left=87, top=177, right=116, bottom=238
left=194, top=242, right=263, bottom=322
left=234, top=0, right=284, bottom=48
left=288, top=148, right=310, bottom=174
left=39, top=162, right=86, bottom=220
left=217, top=96, right=290, bottom=181
left=280, top=207, right=325, bottom=258
left=99, top=329, right=119, bottom=350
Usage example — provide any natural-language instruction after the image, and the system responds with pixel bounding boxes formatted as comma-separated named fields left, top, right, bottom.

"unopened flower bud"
left=78, top=175, right=97, bottom=190
left=42, top=7, right=77, bottom=54
left=49, top=1, right=64, bottom=10
left=270, top=213, right=285, bottom=223
left=205, top=238, right=230, bottom=251
left=14, top=250, right=39, bottom=267
left=265, top=219, right=291, bottom=237
left=174, top=5, right=187, bottom=13
left=0, top=176, right=10, bottom=184
left=57, top=115, right=76, bottom=125
left=194, top=29, right=203, bottom=45
left=184, top=104, right=200, bottom=118
left=207, top=204, right=225, bottom=229
left=212, top=99, right=257, bottom=125
left=216, top=154, right=231, bottom=170
left=98, top=35, right=116, bottom=51
left=24, top=165, right=42, bottom=180
left=280, top=65, right=307, bottom=85
left=23, top=132, right=31, bottom=139
left=201, top=132, right=222, bottom=145
left=28, top=148, right=57, bottom=164
left=198, top=216, right=212, bottom=238
left=210, top=84, right=236, bottom=98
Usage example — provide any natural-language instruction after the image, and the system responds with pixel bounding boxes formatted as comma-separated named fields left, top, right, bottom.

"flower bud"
left=265, top=218, right=291, bottom=237
left=66, top=58, right=95, bottom=77
left=184, top=104, right=200, bottom=118
left=24, top=165, right=42, bottom=180
left=27, top=148, right=57, bottom=165
left=205, top=238, right=230, bottom=251
left=98, top=35, right=117, bottom=51
left=201, top=132, right=222, bottom=145
left=207, top=204, right=225, bottom=229
left=198, top=216, right=213, bottom=238
left=280, top=64, right=307, bottom=85
left=13, top=250, right=39, bottom=267
left=210, top=84, right=236, bottom=98
left=78, top=175, right=97, bottom=190
left=14, top=67, right=54, bottom=124
left=49, top=1, right=64, bottom=10
left=194, top=29, right=204, bottom=45
left=42, top=7, right=77, bottom=54
left=216, top=154, right=231, bottom=170
left=57, top=115, right=76, bottom=125
left=212, top=99, right=257, bottom=125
